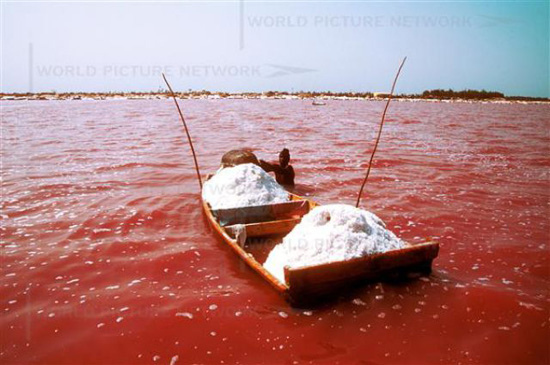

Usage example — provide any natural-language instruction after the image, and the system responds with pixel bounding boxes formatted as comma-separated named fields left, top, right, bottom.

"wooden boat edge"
left=285, top=241, right=439, bottom=275
left=284, top=241, right=439, bottom=303
left=201, top=179, right=439, bottom=304
left=201, top=197, right=290, bottom=295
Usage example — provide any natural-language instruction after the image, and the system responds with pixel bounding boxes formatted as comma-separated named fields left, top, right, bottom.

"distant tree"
left=421, top=88, right=504, bottom=100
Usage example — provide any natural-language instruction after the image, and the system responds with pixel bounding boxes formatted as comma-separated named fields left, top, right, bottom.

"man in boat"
left=259, top=148, right=295, bottom=186
left=220, top=148, right=295, bottom=186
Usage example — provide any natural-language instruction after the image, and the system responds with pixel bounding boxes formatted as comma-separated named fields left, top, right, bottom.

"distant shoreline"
left=1, top=92, right=548, bottom=104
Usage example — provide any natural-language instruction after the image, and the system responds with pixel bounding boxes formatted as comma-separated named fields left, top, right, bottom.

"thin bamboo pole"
left=162, top=73, right=203, bottom=189
left=355, top=57, right=407, bottom=208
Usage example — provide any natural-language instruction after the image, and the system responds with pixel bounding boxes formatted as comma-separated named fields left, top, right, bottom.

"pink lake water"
left=1, top=99, right=549, bottom=364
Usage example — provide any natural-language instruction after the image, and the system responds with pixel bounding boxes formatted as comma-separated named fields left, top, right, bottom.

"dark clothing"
left=259, top=160, right=295, bottom=186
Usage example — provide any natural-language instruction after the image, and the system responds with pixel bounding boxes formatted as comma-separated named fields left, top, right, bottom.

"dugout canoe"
left=201, top=180, right=439, bottom=306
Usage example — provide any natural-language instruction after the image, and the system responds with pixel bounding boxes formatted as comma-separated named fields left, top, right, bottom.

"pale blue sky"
left=2, top=1, right=548, bottom=97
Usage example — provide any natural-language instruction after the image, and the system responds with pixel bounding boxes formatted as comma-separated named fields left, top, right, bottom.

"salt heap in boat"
left=202, top=163, right=289, bottom=210
left=263, top=204, right=406, bottom=284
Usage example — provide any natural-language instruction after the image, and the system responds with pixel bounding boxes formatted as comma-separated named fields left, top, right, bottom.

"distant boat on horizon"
left=312, top=100, right=326, bottom=106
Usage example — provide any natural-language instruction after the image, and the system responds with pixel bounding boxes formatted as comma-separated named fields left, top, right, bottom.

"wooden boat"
left=202, top=179, right=439, bottom=306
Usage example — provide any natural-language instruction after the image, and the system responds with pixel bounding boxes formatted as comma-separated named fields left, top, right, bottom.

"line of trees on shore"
left=234, top=89, right=546, bottom=101
left=419, top=89, right=504, bottom=100
left=264, top=89, right=546, bottom=101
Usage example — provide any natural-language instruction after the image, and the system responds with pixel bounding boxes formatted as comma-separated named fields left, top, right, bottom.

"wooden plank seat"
left=225, top=217, right=302, bottom=239
left=211, top=200, right=309, bottom=227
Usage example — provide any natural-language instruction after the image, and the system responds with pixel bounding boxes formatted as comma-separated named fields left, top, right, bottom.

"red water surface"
left=1, top=99, right=549, bottom=364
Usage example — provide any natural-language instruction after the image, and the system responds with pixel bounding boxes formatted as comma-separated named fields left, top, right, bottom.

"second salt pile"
left=263, top=204, right=406, bottom=284
left=202, top=163, right=289, bottom=210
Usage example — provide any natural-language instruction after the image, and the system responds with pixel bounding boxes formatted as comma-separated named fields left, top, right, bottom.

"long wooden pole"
left=162, top=73, right=203, bottom=189
left=355, top=57, right=407, bottom=208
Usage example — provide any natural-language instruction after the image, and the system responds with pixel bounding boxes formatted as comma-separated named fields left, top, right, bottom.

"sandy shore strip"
left=2, top=92, right=548, bottom=104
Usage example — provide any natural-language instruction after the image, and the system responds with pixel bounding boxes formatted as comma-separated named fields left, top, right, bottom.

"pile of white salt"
left=202, top=163, right=289, bottom=210
left=263, top=204, right=406, bottom=284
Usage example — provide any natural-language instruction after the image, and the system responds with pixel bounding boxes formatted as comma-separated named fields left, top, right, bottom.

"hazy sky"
left=2, top=1, right=548, bottom=97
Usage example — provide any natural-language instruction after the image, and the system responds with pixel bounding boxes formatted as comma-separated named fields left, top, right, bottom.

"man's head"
left=279, top=148, right=290, bottom=167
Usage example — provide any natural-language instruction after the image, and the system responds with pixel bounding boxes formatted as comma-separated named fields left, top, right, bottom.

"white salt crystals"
left=263, top=204, right=406, bottom=284
left=202, top=163, right=289, bottom=210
